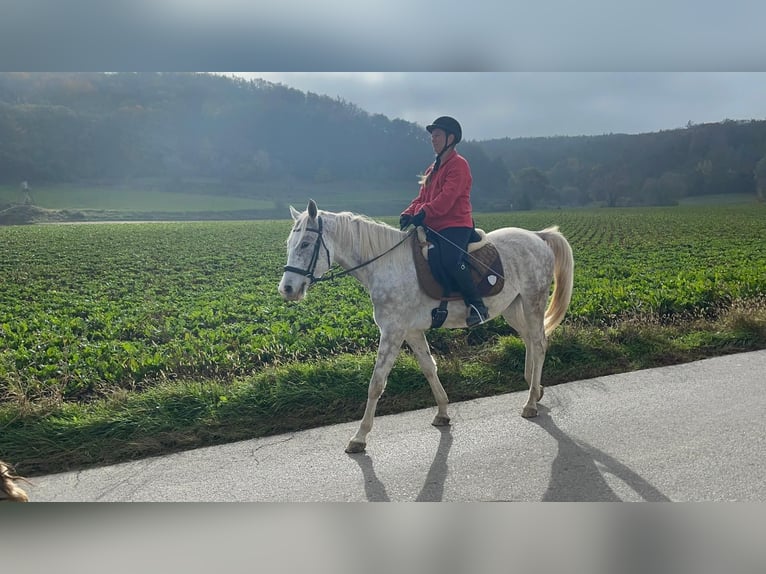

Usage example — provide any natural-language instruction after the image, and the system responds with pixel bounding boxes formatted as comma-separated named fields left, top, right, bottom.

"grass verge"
left=2, top=300, right=764, bottom=477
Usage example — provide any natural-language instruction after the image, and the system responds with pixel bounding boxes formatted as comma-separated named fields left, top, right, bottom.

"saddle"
left=412, top=227, right=505, bottom=301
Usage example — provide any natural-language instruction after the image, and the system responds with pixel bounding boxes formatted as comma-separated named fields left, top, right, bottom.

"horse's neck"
left=330, top=214, right=411, bottom=289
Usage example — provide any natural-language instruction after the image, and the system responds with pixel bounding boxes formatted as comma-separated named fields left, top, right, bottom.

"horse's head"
left=279, top=199, right=333, bottom=301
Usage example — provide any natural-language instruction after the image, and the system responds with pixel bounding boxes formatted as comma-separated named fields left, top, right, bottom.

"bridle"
left=283, top=216, right=332, bottom=286
left=283, top=215, right=414, bottom=287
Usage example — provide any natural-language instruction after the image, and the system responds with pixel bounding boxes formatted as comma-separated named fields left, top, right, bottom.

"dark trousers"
left=426, top=227, right=482, bottom=305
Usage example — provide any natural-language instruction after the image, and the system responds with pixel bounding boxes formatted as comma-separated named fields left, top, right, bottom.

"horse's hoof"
left=521, top=406, right=538, bottom=418
left=345, top=441, right=366, bottom=453
left=432, top=415, right=451, bottom=426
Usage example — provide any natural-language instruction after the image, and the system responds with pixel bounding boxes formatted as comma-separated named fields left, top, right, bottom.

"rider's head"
left=426, top=116, right=462, bottom=155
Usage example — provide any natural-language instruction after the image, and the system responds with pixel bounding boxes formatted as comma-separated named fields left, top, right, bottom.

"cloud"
left=0, top=1, right=500, bottom=70
left=226, top=72, right=766, bottom=140
left=2, top=0, right=765, bottom=140
left=3, top=1, right=764, bottom=71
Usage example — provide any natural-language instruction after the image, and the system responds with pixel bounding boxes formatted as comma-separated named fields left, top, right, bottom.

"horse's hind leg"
left=521, top=299, right=548, bottom=418
left=521, top=333, right=546, bottom=417
left=502, top=297, right=546, bottom=418
left=405, top=330, right=450, bottom=426
left=346, top=329, right=405, bottom=453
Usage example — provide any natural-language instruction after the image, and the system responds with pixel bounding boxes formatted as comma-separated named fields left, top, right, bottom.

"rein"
left=284, top=216, right=415, bottom=286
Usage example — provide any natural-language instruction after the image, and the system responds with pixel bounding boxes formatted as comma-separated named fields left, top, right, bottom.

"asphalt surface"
left=26, top=350, right=766, bottom=501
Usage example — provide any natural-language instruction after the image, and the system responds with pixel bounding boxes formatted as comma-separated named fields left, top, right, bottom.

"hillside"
left=1, top=73, right=765, bottom=218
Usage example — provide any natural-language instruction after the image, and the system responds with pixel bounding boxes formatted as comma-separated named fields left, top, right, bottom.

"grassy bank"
left=3, top=299, right=764, bottom=477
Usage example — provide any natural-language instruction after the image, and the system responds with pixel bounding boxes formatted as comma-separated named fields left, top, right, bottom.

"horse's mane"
left=329, top=211, right=406, bottom=262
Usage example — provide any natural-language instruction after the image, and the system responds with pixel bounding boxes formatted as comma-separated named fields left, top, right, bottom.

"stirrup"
left=466, top=303, right=488, bottom=327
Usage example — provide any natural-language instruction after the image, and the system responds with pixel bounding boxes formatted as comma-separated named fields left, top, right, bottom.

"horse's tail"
left=536, top=226, right=574, bottom=337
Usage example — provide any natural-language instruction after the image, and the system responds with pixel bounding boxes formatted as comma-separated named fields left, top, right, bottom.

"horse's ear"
left=307, top=199, right=318, bottom=220
left=289, top=205, right=301, bottom=221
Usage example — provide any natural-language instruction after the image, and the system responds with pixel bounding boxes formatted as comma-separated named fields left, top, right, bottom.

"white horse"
left=279, top=199, right=574, bottom=453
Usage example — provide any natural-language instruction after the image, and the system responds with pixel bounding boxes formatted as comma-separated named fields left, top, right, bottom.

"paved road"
left=27, top=350, right=766, bottom=501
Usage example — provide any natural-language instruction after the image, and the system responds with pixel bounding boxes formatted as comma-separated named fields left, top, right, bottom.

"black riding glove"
left=399, top=214, right=412, bottom=230
left=411, top=210, right=426, bottom=227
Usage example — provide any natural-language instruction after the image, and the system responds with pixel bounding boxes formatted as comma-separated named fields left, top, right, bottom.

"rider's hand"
left=399, top=213, right=412, bottom=230
left=411, top=210, right=426, bottom=227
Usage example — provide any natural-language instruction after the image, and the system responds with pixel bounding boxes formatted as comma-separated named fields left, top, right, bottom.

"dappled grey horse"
left=279, top=199, right=574, bottom=453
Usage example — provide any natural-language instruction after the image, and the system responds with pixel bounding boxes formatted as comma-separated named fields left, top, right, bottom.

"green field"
left=1, top=204, right=765, bottom=475
left=0, top=184, right=274, bottom=212
left=0, top=181, right=417, bottom=217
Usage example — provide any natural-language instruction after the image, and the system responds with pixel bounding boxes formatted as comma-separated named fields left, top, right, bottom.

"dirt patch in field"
left=0, top=204, right=86, bottom=225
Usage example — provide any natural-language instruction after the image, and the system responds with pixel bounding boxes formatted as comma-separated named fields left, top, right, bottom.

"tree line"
left=1, top=72, right=764, bottom=211
left=477, top=121, right=766, bottom=209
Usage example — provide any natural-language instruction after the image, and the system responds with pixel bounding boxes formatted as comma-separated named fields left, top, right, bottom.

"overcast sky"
left=223, top=73, right=766, bottom=141
left=3, top=2, right=766, bottom=70
left=1, top=3, right=764, bottom=141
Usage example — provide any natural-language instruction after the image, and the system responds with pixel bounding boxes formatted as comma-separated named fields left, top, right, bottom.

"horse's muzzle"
left=278, top=277, right=308, bottom=301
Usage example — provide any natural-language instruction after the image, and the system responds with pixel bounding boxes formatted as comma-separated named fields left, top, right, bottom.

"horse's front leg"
left=346, top=329, right=405, bottom=453
left=405, top=330, right=450, bottom=426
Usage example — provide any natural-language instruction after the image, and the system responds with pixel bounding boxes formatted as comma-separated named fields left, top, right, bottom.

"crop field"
left=1, top=203, right=764, bottom=407
left=0, top=180, right=416, bottom=216
left=0, top=184, right=274, bottom=212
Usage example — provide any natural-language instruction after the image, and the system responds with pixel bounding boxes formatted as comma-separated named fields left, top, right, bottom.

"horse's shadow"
left=349, top=406, right=669, bottom=502
left=349, top=426, right=453, bottom=502
left=530, top=405, right=670, bottom=501
left=351, top=453, right=390, bottom=502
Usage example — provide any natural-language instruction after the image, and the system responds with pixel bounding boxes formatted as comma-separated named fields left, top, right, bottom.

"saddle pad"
left=412, top=233, right=506, bottom=300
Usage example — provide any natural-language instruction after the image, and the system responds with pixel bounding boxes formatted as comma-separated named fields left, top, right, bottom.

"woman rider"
left=399, top=116, right=489, bottom=327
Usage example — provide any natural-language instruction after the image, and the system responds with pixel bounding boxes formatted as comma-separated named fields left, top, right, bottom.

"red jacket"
left=402, top=151, right=474, bottom=231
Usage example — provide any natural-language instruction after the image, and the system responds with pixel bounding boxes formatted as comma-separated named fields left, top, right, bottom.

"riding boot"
left=427, top=243, right=455, bottom=295
left=453, top=261, right=488, bottom=327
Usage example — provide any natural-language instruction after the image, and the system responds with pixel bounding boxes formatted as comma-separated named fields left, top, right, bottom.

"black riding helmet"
left=426, top=116, right=462, bottom=175
left=426, top=116, right=462, bottom=144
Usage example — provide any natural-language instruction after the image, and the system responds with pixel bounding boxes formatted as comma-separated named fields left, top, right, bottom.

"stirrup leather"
left=466, top=303, right=488, bottom=327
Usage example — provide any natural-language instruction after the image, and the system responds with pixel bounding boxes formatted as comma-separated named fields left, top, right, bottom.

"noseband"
left=283, top=216, right=331, bottom=286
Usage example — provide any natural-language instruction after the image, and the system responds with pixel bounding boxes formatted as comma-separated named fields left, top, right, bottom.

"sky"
left=225, top=73, right=766, bottom=141
left=1, top=2, right=764, bottom=141
left=2, top=1, right=765, bottom=70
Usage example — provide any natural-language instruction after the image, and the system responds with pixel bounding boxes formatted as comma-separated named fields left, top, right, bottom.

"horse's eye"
left=300, top=241, right=310, bottom=249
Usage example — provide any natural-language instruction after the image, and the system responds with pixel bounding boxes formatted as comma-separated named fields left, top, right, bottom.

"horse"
left=278, top=199, right=574, bottom=454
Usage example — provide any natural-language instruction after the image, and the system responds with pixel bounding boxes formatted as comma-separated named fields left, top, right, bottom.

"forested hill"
left=0, top=72, right=428, bottom=186
left=1, top=72, right=765, bottom=213
left=481, top=123, right=766, bottom=208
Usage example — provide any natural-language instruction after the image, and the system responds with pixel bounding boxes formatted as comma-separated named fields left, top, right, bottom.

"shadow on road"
left=530, top=405, right=671, bottom=501
left=348, top=426, right=453, bottom=502
left=350, top=453, right=390, bottom=502
left=415, top=426, right=453, bottom=502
